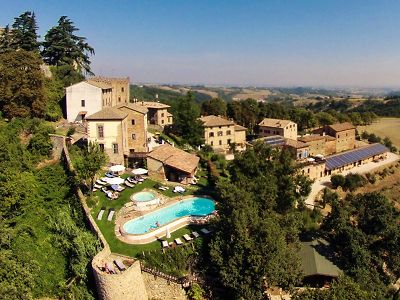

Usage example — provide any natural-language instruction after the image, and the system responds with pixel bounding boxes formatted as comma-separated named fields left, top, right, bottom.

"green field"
left=358, top=117, right=400, bottom=148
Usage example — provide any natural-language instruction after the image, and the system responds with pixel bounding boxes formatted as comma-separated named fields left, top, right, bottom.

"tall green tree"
left=171, top=91, right=204, bottom=147
left=10, top=11, right=40, bottom=52
left=201, top=97, right=227, bottom=116
left=0, top=50, right=46, bottom=118
left=42, top=16, right=94, bottom=74
left=74, top=142, right=107, bottom=192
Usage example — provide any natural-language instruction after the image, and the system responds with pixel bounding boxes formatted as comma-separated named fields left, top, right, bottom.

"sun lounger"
left=114, top=259, right=126, bottom=271
left=94, top=183, right=102, bottom=189
left=183, top=234, right=192, bottom=241
left=127, top=177, right=138, bottom=184
left=125, top=180, right=135, bottom=188
left=97, top=207, right=106, bottom=220
left=201, top=228, right=211, bottom=235
left=192, top=231, right=200, bottom=238
left=96, top=179, right=106, bottom=185
left=175, top=238, right=183, bottom=245
left=161, top=240, right=169, bottom=248
left=105, top=262, right=116, bottom=274
left=107, top=209, right=115, bottom=221
left=105, top=172, right=115, bottom=178
left=101, top=187, right=109, bottom=193
left=92, top=188, right=97, bottom=192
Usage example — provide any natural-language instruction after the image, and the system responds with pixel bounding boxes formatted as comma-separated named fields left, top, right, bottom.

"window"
left=99, top=143, right=104, bottom=151
left=121, top=87, right=125, bottom=92
left=118, top=97, right=121, bottom=102
left=132, top=134, right=136, bottom=140
left=226, top=130, right=231, bottom=135
left=162, top=120, right=164, bottom=124
left=161, top=113, right=164, bottom=117
left=219, top=140, right=222, bottom=145
left=217, top=131, right=223, bottom=136
left=210, top=141, right=214, bottom=146
left=97, top=125, right=104, bottom=138
left=266, top=130, right=270, bottom=134
left=338, top=134, right=340, bottom=138
left=209, top=132, right=214, bottom=137
left=129, top=149, right=135, bottom=154
left=131, top=119, right=135, bottom=125
left=81, top=99, right=85, bottom=107
left=112, top=143, right=119, bottom=154
left=227, top=139, right=231, bottom=144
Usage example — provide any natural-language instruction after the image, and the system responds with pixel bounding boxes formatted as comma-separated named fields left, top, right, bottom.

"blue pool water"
left=132, top=191, right=156, bottom=202
left=123, top=197, right=215, bottom=234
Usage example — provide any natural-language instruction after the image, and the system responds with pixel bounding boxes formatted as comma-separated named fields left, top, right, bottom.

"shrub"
left=66, top=127, right=76, bottom=137
left=331, top=174, right=346, bottom=189
left=187, top=283, right=206, bottom=300
left=27, top=132, right=53, bottom=157
left=344, top=173, right=367, bottom=191
left=365, top=173, right=376, bottom=184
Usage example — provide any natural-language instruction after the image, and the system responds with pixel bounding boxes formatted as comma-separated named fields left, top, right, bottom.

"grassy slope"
left=357, top=117, right=400, bottom=148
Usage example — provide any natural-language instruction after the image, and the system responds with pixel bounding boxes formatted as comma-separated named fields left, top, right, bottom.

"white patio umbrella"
left=109, top=164, right=125, bottom=172
left=166, top=226, right=171, bottom=239
left=103, top=177, right=125, bottom=185
left=131, top=168, right=148, bottom=175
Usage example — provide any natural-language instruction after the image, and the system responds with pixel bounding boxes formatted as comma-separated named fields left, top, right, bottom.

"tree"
left=74, top=142, right=106, bottom=192
left=200, top=97, right=227, bottom=116
left=171, top=91, right=204, bottom=147
left=0, top=50, right=46, bottom=118
left=42, top=16, right=95, bottom=74
left=27, top=132, right=53, bottom=157
left=10, top=11, right=40, bottom=52
left=0, top=25, right=13, bottom=53
left=331, top=174, right=345, bottom=189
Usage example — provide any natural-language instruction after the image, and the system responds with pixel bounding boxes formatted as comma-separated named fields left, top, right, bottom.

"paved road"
left=305, top=152, right=400, bottom=207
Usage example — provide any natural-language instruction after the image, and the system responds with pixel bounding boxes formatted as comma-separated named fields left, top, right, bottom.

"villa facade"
left=134, top=101, right=173, bottom=127
left=200, top=115, right=247, bottom=154
left=258, top=118, right=298, bottom=140
left=66, top=77, right=130, bottom=122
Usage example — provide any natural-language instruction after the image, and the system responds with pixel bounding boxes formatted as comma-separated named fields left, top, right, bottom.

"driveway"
left=305, top=152, right=400, bottom=207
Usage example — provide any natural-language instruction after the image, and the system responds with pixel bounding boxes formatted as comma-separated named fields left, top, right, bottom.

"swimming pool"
left=131, top=191, right=156, bottom=202
left=123, top=197, right=215, bottom=234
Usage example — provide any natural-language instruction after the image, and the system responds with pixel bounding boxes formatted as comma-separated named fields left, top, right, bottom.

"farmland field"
left=358, top=117, right=400, bottom=148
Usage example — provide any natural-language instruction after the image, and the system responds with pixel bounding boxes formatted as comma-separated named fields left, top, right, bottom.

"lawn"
left=89, top=175, right=213, bottom=257
left=358, top=117, right=400, bottom=148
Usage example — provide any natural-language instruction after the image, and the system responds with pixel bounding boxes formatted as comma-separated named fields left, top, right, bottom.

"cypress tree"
left=10, top=11, right=40, bottom=52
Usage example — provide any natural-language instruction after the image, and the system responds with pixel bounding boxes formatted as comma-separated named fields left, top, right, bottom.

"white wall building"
left=66, top=82, right=103, bottom=122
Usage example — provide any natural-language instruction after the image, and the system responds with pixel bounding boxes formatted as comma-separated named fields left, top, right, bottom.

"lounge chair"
left=175, top=238, right=183, bottom=245
left=201, top=228, right=211, bottom=235
left=192, top=231, right=200, bottom=238
left=107, top=209, right=115, bottom=221
left=125, top=181, right=134, bottom=188
left=94, top=183, right=102, bottom=189
left=97, top=207, right=106, bottom=220
left=127, top=177, right=138, bottom=184
left=161, top=240, right=169, bottom=248
left=96, top=179, right=107, bottom=185
left=105, top=172, right=115, bottom=178
left=105, top=262, right=116, bottom=274
left=114, top=259, right=126, bottom=271
left=183, top=234, right=192, bottom=242
left=92, top=188, right=97, bottom=192
left=101, top=187, right=109, bottom=193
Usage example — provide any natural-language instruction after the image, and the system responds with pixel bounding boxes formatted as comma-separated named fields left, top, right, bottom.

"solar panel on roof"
left=325, top=144, right=388, bottom=170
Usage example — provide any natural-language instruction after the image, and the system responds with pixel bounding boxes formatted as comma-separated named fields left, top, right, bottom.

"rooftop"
left=86, top=80, right=112, bottom=90
left=299, top=135, right=336, bottom=142
left=284, top=138, right=309, bottom=149
left=327, top=122, right=355, bottom=132
left=325, top=143, right=388, bottom=170
left=116, top=103, right=148, bottom=114
left=299, top=239, right=342, bottom=278
left=258, top=118, right=294, bottom=128
left=148, top=144, right=199, bottom=174
left=85, top=107, right=128, bottom=120
left=234, top=124, right=247, bottom=131
left=135, top=101, right=170, bottom=109
left=200, top=115, right=235, bottom=127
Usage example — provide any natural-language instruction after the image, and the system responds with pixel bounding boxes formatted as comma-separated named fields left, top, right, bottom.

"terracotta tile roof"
left=327, top=122, right=355, bottom=132
left=258, top=118, right=294, bottom=128
left=85, top=107, right=128, bottom=120
left=135, top=101, right=170, bottom=109
left=200, top=115, right=235, bottom=127
left=86, top=80, right=112, bottom=90
left=116, top=103, right=148, bottom=114
left=148, top=144, right=199, bottom=174
left=299, top=135, right=326, bottom=142
left=285, top=138, right=309, bottom=149
left=234, top=124, right=247, bottom=131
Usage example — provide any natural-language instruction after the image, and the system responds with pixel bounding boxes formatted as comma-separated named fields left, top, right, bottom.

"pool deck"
left=114, top=194, right=214, bottom=244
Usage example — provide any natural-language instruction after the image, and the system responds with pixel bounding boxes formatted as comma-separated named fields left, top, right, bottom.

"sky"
left=2, top=0, right=400, bottom=87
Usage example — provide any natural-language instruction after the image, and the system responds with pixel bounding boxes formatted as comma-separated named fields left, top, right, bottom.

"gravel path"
left=305, top=152, right=400, bottom=207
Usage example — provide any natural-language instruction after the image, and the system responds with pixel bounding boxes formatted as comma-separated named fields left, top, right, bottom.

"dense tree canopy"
left=201, top=97, right=227, bottom=116
left=209, top=143, right=312, bottom=299
left=0, top=50, right=46, bottom=118
left=10, top=11, right=40, bottom=52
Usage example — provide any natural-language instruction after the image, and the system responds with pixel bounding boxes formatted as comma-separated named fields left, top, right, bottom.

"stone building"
left=299, top=135, right=336, bottom=156
left=200, top=115, right=247, bottom=153
left=147, top=144, right=199, bottom=184
left=312, top=122, right=356, bottom=153
left=66, top=77, right=130, bottom=122
left=258, top=118, right=298, bottom=140
left=134, top=101, right=173, bottom=126
left=85, top=104, right=148, bottom=165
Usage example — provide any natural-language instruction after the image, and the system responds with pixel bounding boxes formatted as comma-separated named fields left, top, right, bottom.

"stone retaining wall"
left=55, top=135, right=148, bottom=300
